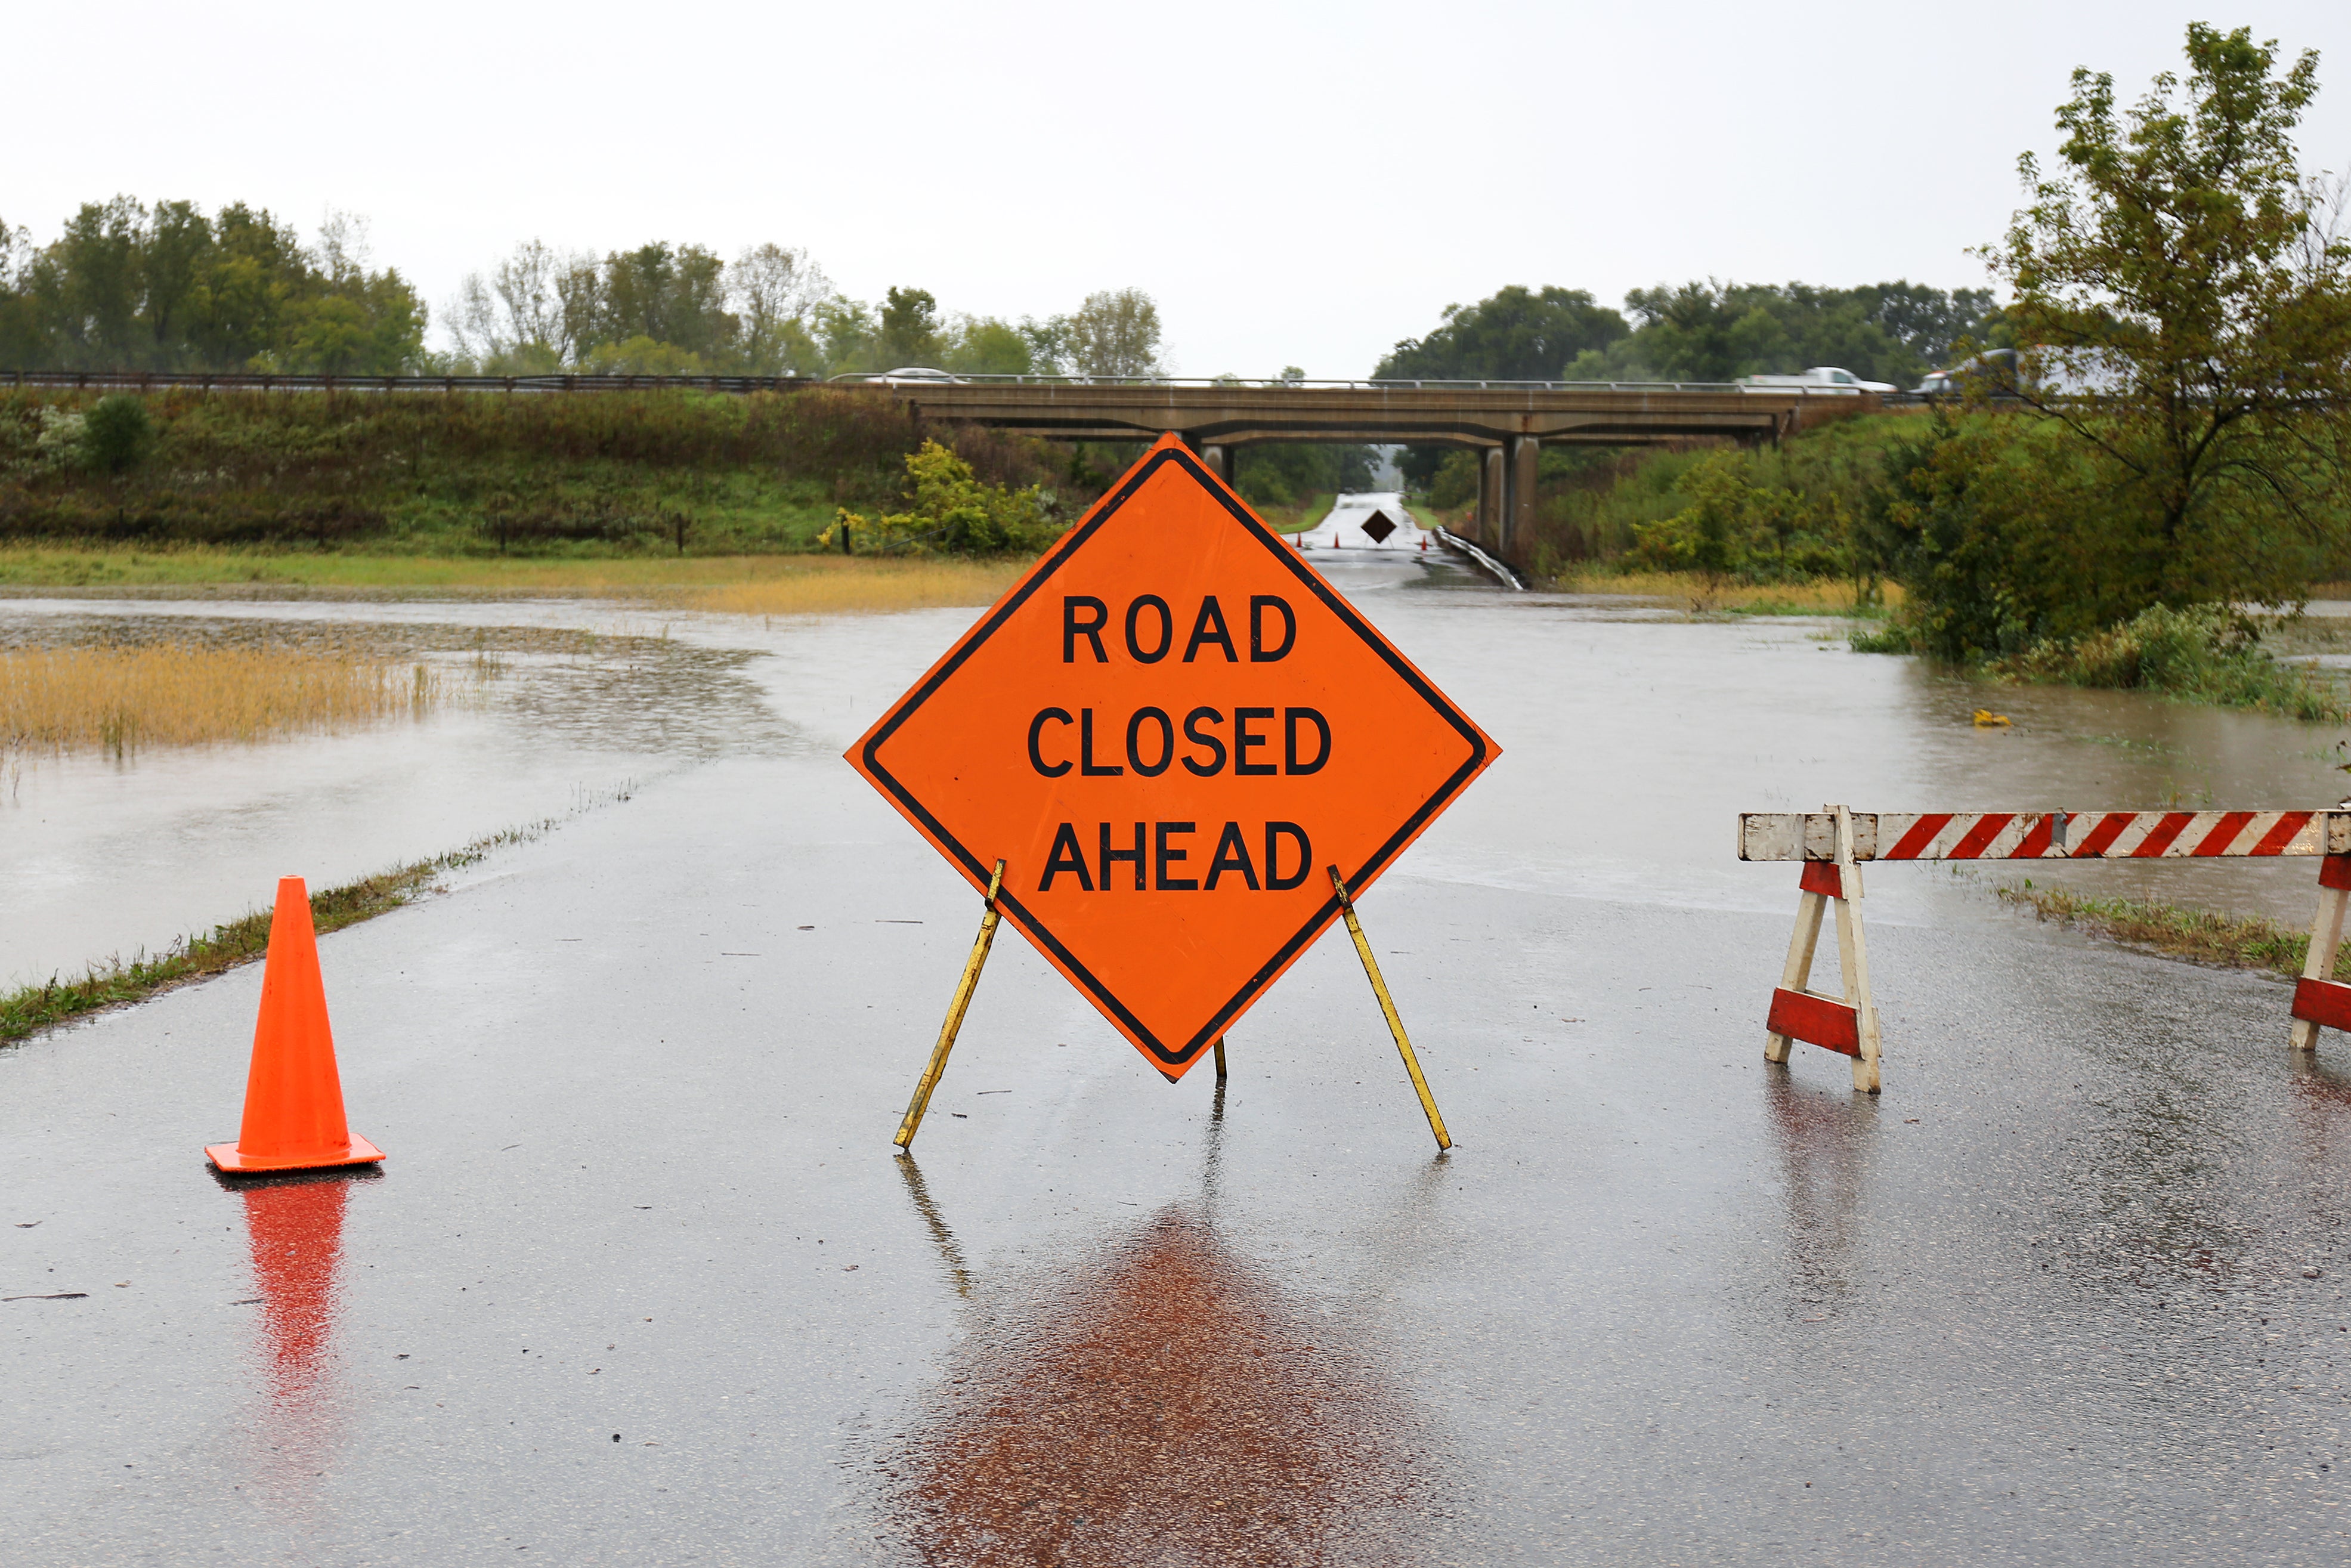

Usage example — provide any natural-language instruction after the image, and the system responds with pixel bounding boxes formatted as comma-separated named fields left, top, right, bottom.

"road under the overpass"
left=893, top=382, right=1876, bottom=571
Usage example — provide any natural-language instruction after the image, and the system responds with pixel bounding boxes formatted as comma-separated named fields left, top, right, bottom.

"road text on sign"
left=849, top=435, right=1498, bottom=1078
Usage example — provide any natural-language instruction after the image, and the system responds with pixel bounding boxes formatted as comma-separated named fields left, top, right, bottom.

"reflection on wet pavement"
left=881, top=1097, right=1449, bottom=1567
left=230, top=1170, right=369, bottom=1511
left=880, top=1210, right=1444, bottom=1566
left=1764, top=1072, right=1876, bottom=1321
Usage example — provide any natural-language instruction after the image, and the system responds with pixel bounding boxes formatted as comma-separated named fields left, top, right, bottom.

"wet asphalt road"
left=6, top=558, right=2350, bottom=1565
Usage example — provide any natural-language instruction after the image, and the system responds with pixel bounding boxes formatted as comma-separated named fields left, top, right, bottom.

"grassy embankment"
left=1998, top=882, right=2341, bottom=982
left=0, top=823, right=552, bottom=1046
left=1251, top=492, right=1337, bottom=533
left=0, top=386, right=1110, bottom=556
left=0, top=545, right=1029, bottom=615
left=1979, top=603, right=2349, bottom=722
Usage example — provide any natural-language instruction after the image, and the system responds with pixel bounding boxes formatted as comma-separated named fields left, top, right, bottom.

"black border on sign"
left=859, top=443, right=1492, bottom=1069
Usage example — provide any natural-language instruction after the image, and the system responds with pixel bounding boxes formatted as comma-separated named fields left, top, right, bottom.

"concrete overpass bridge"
left=5, top=367, right=1885, bottom=573
left=881, top=378, right=1876, bottom=567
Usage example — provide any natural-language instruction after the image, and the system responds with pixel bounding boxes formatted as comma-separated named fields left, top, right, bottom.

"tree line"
left=444, top=240, right=1168, bottom=379
left=0, top=202, right=1169, bottom=382
left=0, top=200, right=425, bottom=375
left=1378, top=279, right=2002, bottom=389
left=7, top=197, right=1996, bottom=391
left=4, top=197, right=2000, bottom=390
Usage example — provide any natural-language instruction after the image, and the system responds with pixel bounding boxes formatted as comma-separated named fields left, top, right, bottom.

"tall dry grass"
left=1, top=644, right=443, bottom=754
left=692, top=558, right=1029, bottom=617
left=1548, top=570, right=1905, bottom=614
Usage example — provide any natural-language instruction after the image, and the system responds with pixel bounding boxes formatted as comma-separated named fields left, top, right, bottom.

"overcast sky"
left=13, top=2, right=2351, bottom=376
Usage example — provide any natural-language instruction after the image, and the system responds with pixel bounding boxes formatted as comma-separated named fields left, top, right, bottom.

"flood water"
left=8, top=562, right=2347, bottom=989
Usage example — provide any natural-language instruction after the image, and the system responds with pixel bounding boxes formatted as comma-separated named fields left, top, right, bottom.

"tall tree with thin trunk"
left=1984, top=23, right=2351, bottom=608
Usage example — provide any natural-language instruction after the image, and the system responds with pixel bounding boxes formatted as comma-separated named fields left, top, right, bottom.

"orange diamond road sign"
left=847, top=434, right=1498, bottom=1080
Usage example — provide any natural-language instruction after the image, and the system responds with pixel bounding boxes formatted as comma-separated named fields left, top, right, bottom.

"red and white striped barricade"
left=1738, top=806, right=2351, bottom=1091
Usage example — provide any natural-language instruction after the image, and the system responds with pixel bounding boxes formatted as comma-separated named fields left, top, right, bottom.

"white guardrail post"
left=1740, top=806, right=2351, bottom=1090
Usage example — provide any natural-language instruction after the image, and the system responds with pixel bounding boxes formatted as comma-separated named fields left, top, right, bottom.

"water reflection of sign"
left=886, top=1211, right=1441, bottom=1563
left=850, top=435, right=1497, bottom=1078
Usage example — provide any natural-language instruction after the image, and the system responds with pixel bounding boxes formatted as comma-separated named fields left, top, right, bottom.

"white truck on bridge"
left=1736, top=366, right=1895, bottom=394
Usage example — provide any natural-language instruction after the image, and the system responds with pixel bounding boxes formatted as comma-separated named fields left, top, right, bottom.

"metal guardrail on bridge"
left=831, top=370, right=1918, bottom=397
left=1, top=370, right=815, bottom=394
left=2, top=367, right=1932, bottom=402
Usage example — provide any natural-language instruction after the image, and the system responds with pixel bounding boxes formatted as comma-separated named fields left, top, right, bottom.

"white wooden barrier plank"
left=1739, top=810, right=2347, bottom=861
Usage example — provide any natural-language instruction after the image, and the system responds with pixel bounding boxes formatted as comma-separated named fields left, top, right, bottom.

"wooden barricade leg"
left=894, top=859, right=1006, bottom=1152
left=1759, top=806, right=1883, bottom=1093
left=1832, top=806, right=1883, bottom=1094
left=2288, top=853, right=2351, bottom=1051
left=1764, top=877, right=1830, bottom=1065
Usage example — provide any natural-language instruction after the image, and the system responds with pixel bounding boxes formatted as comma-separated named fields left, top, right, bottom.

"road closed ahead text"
left=1032, top=593, right=1325, bottom=893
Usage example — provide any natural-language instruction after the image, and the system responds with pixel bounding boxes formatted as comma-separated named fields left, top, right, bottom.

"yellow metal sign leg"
left=894, top=859, right=1006, bottom=1152
left=1213, top=1036, right=1228, bottom=1079
left=1330, top=867, right=1452, bottom=1151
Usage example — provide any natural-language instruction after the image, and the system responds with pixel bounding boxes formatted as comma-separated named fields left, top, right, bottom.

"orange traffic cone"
left=205, top=877, right=385, bottom=1174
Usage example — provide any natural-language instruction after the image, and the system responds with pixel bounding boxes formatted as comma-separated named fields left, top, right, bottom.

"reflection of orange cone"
left=205, top=877, right=385, bottom=1174
left=242, top=1177, right=350, bottom=1399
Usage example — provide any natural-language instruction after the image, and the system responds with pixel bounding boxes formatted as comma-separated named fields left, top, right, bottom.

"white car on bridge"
left=1736, top=366, right=1895, bottom=394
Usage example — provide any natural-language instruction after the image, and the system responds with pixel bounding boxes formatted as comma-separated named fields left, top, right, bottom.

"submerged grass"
left=1997, top=882, right=2338, bottom=981
left=0, top=823, right=550, bottom=1046
left=691, top=557, right=1029, bottom=617
left=1544, top=569, right=1904, bottom=615
left=1, top=642, right=442, bottom=754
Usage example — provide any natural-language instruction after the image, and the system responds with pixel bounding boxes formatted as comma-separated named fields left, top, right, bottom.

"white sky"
left=13, top=2, right=2351, bottom=376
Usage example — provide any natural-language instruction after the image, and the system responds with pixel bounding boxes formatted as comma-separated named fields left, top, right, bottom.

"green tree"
left=812, top=298, right=877, bottom=375
left=591, top=242, right=734, bottom=362
left=825, top=440, right=1060, bottom=555
left=942, top=316, right=1032, bottom=375
left=729, top=243, right=830, bottom=374
left=1060, top=288, right=1164, bottom=378
left=1982, top=22, right=2351, bottom=616
left=1629, top=451, right=1851, bottom=595
left=0, top=216, right=42, bottom=367
left=185, top=203, right=312, bottom=369
left=1376, top=285, right=1627, bottom=382
left=0, top=197, right=423, bottom=373
left=1605, top=280, right=1995, bottom=385
left=78, top=393, right=151, bottom=473
left=878, top=286, right=944, bottom=366
left=1233, top=444, right=1378, bottom=508
left=32, top=198, right=146, bottom=367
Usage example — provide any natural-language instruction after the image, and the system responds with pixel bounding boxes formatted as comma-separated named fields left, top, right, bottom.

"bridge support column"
left=1199, top=444, right=1231, bottom=485
left=1507, top=435, right=1540, bottom=561
left=1479, top=447, right=1505, bottom=546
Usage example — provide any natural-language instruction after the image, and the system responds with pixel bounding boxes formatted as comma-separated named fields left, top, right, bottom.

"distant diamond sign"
left=1359, top=511, right=1397, bottom=545
left=849, top=435, right=1498, bottom=1078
